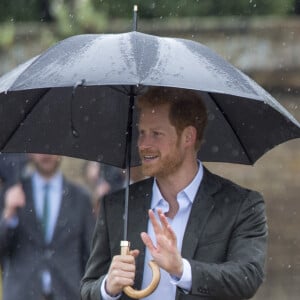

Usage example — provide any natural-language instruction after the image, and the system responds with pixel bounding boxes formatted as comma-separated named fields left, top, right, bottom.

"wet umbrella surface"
left=1, top=31, right=300, bottom=168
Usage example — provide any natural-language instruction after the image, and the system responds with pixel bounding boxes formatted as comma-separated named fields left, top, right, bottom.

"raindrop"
left=96, top=154, right=103, bottom=162
left=72, top=129, right=79, bottom=137
left=208, top=113, right=215, bottom=121
left=232, top=150, right=239, bottom=157
left=211, top=146, right=219, bottom=153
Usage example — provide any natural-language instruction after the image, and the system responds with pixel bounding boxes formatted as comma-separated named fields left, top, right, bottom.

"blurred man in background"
left=0, top=154, right=95, bottom=300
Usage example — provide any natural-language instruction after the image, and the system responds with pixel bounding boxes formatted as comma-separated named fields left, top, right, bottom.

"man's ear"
left=183, top=126, right=197, bottom=146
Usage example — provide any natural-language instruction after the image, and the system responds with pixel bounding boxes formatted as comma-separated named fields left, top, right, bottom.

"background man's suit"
left=0, top=176, right=95, bottom=300
left=81, top=168, right=267, bottom=300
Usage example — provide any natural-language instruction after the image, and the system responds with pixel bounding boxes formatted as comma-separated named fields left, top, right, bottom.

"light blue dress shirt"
left=101, top=162, right=203, bottom=300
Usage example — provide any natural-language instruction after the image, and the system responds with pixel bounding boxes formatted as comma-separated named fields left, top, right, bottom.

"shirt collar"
left=151, top=160, right=204, bottom=209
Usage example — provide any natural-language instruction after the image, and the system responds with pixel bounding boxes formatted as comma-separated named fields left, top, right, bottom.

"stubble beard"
left=141, top=150, right=184, bottom=179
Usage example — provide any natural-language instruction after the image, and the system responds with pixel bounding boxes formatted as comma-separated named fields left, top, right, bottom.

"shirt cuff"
left=170, top=258, right=192, bottom=292
left=100, top=275, right=122, bottom=300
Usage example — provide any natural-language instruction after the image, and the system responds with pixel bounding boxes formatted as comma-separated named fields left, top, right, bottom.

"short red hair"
left=137, top=87, right=207, bottom=150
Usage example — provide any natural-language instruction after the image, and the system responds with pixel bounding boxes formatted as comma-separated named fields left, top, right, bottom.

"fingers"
left=148, top=209, right=177, bottom=244
left=106, top=254, right=137, bottom=296
left=3, top=184, right=26, bottom=219
left=159, top=213, right=177, bottom=243
left=141, top=232, right=156, bottom=253
left=6, top=184, right=26, bottom=206
left=129, top=249, right=140, bottom=258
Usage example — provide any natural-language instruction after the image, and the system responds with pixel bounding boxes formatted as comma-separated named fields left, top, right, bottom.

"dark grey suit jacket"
left=0, top=176, right=95, bottom=300
left=81, top=168, right=267, bottom=300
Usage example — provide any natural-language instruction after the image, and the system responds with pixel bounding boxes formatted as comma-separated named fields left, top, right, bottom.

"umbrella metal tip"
left=134, top=5, right=138, bottom=12
left=120, top=240, right=130, bottom=247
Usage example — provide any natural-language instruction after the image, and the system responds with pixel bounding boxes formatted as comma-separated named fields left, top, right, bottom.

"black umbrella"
left=1, top=7, right=300, bottom=298
left=1, top=32, right=299, bottom=166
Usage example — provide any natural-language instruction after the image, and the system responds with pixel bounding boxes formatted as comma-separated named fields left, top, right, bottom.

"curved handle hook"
left=120, top=241, right=160, bottom=299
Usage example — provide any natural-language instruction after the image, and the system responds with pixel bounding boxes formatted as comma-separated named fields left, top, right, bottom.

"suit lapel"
left=182, top=168, right=219, bottom=259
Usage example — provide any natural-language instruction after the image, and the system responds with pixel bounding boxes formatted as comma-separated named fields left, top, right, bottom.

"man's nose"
left=138, top=135, right=151, bottom=150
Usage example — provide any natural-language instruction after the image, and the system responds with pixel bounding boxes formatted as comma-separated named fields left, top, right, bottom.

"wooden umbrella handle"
left=120, top=241, right=160, bottom=299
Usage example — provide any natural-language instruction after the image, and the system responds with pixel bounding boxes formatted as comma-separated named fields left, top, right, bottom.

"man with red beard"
left=81, top=87, right=267, bottom=300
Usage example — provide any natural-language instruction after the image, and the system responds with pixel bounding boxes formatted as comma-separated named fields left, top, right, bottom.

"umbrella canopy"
left=0, top=31, right=300, bottom=168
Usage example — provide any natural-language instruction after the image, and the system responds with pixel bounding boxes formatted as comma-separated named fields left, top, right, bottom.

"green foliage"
left=52, top=0, right=108, bottom=37
left=0, top=23, right=15, bottom=48
left=91, top=0, right=295, bottom=18
left=0, top=0, right=41, bottom=22
left=0, top=0, right=296, bottom=24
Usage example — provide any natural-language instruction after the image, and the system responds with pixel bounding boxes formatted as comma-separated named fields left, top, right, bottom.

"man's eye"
left=153, top=131, right=161, bottom=136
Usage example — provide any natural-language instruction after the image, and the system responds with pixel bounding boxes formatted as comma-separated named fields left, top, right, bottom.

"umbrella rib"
left=109, top=86, right=130, bottom=95
left=207, top=92, right=254, bottom=165
left=1, top=88, right=51, bottom=151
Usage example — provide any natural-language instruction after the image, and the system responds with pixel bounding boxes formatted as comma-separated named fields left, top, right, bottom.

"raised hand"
left=3, top=184, right=26, bottom=220
left=141, top=209, right=183, bottom=278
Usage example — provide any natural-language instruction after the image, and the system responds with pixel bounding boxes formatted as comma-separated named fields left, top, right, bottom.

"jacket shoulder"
left=204, top=167, right=263, bottom=202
